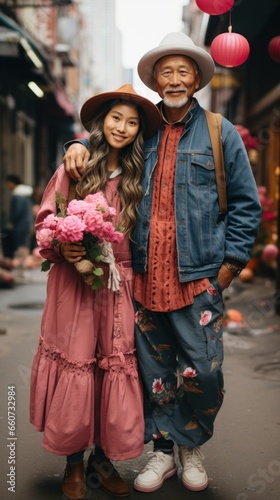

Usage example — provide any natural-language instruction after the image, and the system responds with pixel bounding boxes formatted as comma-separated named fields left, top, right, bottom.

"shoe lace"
left=141, top=451, right=169, bottom=474
left=181, top=447, right=205, bottom=471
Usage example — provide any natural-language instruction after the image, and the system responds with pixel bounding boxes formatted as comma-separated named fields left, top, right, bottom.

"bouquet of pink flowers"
left=37, top=191, right=124, bottom=290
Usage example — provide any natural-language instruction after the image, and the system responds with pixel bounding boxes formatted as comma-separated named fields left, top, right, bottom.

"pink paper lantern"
left=268, top=36, right=280, bottom=63
left=211, top=31, right=250, bottom=67
left=196, top=0, right=234, bottom=15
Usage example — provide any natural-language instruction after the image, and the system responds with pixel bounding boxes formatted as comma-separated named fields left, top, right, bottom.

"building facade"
left=0, top=0, right=123, bottom=257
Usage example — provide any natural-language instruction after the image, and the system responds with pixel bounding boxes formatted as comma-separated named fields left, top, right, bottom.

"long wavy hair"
left=76, top=99, right=145, bottom=237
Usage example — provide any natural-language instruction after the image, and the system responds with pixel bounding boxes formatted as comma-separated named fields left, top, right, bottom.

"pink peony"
left=56, top=215, right=85, bottom=243
left=67, top=199, right=88, bottom=217
left=84, top=193, right=107, bottom=206
left=85, top=192, right=109, bottom=211
left=108, top=206, right=117, bottom=218
left=110, top=230, right=124, bottom=244
left=42, top=214, right=59, bottom=230
left=39, top=190, right=124, bottom=291
left=98, top=221, right=124, bottom=243
left=83, top=210, right=104, bottom=235
left=36, top=228, right=56, bottom=249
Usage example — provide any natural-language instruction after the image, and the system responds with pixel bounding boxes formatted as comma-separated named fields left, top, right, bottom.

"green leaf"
left=91, top=276, right=104, bottom=290
left=94, top=254, right=103, bottom=263
left=89, top=245, right=102, bottom=261
left=41, top=260, right=51, bottom=272
left=55, top=191, right=67, bottom=216
left=93, top=267, right=104, bottom=276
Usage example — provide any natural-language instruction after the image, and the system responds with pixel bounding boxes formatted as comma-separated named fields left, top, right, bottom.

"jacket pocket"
left=189, top=153, right=215, bottom=189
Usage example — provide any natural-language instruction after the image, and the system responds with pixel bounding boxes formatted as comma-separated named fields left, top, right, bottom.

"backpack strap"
left=204, top=109, right=227, bottom=222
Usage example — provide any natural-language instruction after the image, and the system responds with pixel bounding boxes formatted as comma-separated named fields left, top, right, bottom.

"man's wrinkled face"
left=153, top=55, right=201, bottom=108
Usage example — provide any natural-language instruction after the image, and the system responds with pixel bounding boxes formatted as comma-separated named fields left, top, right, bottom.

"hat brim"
left=138, top=45, right=215, bottom=91
left=80, top=90, right=161, bottom=139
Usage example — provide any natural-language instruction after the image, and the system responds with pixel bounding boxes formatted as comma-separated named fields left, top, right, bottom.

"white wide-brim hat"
left=138, top=32, right=215, bottom=91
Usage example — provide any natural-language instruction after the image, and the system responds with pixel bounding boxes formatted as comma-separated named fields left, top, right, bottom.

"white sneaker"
left=179, top=446, right=208, bottom=491
left=134, top=451, right=177, bottom=492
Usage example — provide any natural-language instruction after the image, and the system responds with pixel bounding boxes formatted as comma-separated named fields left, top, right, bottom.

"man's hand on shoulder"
left=63, top=142, right=90, bottom=181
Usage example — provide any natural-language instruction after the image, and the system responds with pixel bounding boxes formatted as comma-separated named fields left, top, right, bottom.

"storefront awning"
left=0, top=11, right=75, bottom=118
left=0, top=11, right=48, bottom=69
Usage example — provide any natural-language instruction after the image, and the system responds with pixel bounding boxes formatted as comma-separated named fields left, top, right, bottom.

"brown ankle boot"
left=62, top=462, right=87, bottom=500
left=86, top=453, right=130, bottom=497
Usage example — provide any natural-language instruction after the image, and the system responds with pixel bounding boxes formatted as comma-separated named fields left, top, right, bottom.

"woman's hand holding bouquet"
left=37, top=191, right=123, bottom=291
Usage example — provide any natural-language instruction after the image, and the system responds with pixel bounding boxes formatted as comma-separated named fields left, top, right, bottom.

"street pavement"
left=0, top=267, right=280, bottom=500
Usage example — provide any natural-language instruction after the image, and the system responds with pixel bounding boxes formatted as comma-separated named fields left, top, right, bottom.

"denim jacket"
left=131, top=101, right=262, bottom=282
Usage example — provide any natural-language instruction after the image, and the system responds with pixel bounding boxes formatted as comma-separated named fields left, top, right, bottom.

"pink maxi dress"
left=30, top=165, right=144, bottom=460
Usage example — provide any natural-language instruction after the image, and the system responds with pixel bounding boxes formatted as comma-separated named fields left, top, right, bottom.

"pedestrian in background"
left=30, top=84, right=161, bottom=500
left=30, top=184, right=44, bottom=251
left=6, top=174, right=33, bottom=258
left=63, top=32, right=262, bottom=494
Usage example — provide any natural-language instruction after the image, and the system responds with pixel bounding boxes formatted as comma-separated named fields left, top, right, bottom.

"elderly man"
left=63, top=32, right=261, bottom=494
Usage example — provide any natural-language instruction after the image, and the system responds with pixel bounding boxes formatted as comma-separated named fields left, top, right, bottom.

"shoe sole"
left=133, top=468, right=177, bottom=493
left=86, top=466, right=130, bottom=497
left=61, top=488, right=92, bottom=500
left=86, top=478, right=130, bottom=498
left=181, top=477, right=209, bottom=491
left=100, top=486, right=130, bottom=497
left=62, top=496, right=88, bottom=500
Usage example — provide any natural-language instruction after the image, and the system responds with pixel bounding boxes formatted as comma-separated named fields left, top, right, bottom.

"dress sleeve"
left=35, top=165, right=70, bottom=263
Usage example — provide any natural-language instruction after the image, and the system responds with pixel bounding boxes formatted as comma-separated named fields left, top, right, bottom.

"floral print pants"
left=134, top=277, right=225, bottom=447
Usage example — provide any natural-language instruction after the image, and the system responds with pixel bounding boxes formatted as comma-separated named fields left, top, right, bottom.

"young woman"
left=30, top=84, right=161, bottom=500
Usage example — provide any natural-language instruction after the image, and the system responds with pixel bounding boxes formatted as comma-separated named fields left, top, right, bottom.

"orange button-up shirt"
left=134, top=120, right=209, bottom=312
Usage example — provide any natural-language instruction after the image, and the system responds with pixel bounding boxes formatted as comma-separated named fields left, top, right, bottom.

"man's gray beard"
left=163, top=94, right=189, bottom=108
